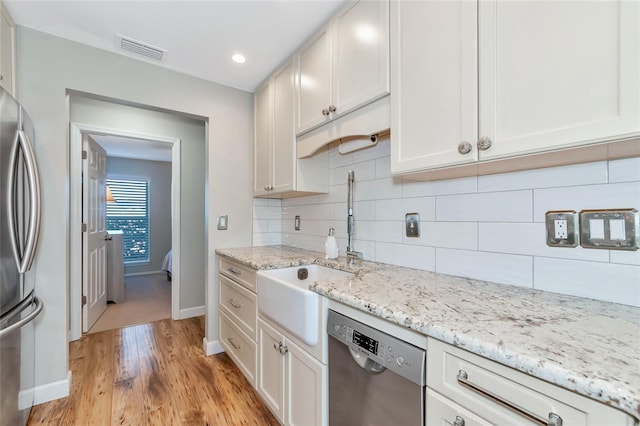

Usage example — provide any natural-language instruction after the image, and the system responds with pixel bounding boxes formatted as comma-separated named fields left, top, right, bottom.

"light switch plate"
left=580, top=209, right=639, bottom=250
left=405, top=213, right=420, bottom=237
left=217, top=215, right=228, bottom=230
left=545, top=211, right=578, bottom=247
left=294, top=215, right=301, bottom=231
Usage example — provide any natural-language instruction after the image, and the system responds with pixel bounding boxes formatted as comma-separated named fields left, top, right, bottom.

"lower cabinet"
left=257, top=318, right=326, bottom=426
left=426, top=338, right=634, bottom=426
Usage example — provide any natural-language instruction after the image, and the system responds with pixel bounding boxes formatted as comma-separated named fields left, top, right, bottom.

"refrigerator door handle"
left=7, top=129, right=41, bottom=274
left=0, top=296, right=43, bottom=339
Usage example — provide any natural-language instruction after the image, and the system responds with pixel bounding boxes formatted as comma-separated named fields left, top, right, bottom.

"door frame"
left=69, top=122, right=182, bottom=341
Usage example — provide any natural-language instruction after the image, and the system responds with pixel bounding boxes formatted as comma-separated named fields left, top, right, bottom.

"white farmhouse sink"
left=257, top=265, right=353, bottom=346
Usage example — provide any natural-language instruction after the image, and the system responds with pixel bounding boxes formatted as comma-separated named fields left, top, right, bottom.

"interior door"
left=82, top=135, right=108, bottom=332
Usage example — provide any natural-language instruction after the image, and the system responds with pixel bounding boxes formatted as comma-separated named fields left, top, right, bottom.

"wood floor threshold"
left=28, top=317, right=279, bottom=426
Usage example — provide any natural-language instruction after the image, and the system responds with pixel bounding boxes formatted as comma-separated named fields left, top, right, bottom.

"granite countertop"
left=216, top=245, right=640, bottom=420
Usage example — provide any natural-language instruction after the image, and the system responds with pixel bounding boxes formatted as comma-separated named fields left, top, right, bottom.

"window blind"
left=106, top=178, right=149, bottom=263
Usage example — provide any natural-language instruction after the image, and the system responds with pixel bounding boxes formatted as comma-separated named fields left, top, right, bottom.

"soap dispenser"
left=325, top=227, right=339, bottom=260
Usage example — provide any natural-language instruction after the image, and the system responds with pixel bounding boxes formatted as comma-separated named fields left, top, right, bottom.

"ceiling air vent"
left=116, top=34, right=166, bottom=62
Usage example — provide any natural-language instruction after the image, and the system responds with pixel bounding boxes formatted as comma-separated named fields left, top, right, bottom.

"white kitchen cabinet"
left=254, top=59, right=328, bottom=198
left=257, top=318, right=325, bottom=426
left=0, top=1, right=16, bottom=96
left=218, top=257, right=258, bottom=386
left=427, top=338, right=634, bottom=426
left=295, top=0, right=389, bottom=136
left=391, top=0, right=640, bottom=176
left=426, top=388, right=493, bottom=426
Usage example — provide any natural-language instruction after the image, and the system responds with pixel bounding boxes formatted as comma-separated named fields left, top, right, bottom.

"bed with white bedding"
left=162, top=249, right=172, bottom=281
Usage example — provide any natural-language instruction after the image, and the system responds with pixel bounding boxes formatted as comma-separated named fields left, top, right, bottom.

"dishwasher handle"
left=349, top=347, right=385, bottom=374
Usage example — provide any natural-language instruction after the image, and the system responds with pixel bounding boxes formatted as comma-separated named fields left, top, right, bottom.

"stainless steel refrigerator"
left=0, top=87, right=43, bottom=426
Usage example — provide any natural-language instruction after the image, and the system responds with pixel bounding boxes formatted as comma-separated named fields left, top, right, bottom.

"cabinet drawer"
left=426, top=388, right=493, bottom=426
left=427, top=338, right=630, bottom=426
left=219, top=275, right=257, bottom=339
left=220, top=311, right=256, bottom=386
left=220, top=257, right=257, bottom=292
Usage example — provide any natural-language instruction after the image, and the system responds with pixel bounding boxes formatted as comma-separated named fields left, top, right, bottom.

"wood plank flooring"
left=28, top=317, right=279, bottom=426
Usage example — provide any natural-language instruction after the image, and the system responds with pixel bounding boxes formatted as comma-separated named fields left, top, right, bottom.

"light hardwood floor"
left=28, top=317, right=279, bottom=426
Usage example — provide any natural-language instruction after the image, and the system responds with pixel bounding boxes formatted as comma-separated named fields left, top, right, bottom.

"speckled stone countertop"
left=216, top=245, right=640, bottom=420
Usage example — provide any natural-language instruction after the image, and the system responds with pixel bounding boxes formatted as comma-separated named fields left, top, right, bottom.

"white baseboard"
left=203, top=337, right=225, bottom=356
left=33, top=370, right=72, bottom=405
left=179, top=305, right=205, bottom=319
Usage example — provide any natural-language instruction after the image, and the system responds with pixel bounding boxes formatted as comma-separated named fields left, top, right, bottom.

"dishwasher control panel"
left=328, top=310, right=426, bottom=386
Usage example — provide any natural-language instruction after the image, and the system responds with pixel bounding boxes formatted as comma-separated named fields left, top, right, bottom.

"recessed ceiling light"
left=232, top=53, right=246, bottom=64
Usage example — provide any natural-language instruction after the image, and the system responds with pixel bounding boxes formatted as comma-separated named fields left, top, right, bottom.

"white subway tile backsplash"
left=333, top=160, right=376, bottom=185
left=478, top=162, right=608, bottom=192
left=402, top=176, right=477, bottom=198
left=252, top=153, right=640, bottom=306
left=375, top=156, right=391, bottom=179
left=375, top=197, right=436, bottom=221
left=610, top=250, right=640, bottom=266
left=436, top=191, right=533, bottom=222
left=408, top=222, right=477, bottom=250
left=609, top=157, right=640, bottom=183
left=479, top=223, right=609, bottom=262
left=533, top=182, right=640, bottom=221
left=534, top=257, right=640, bottom=307
left=354, top=177, right=402, bottom=201
left=375, top=242, right=436, bottom=271
left=436, top=248, right=533, bottom=288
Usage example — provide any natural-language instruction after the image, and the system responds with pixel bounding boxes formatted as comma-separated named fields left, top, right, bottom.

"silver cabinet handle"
left=7, top=129, right=41, bottom=274
left=453, top=416, right=465, bottom=426
left=322, top=108, right=330, bottom=116
left=456, top=370, right=562, bottom=426
left=227, top=337, right=241, bottom=350
left=458, top=141, right=472, bottom=154
left=328, top=105, right=337, bottom=113
left=227, top=267, right=242, bottom=276
left=228, top=298, right=242, bottom=309
left=477, top=136, right=492, bottom=150
left=273, top=342, right=281, bottom=351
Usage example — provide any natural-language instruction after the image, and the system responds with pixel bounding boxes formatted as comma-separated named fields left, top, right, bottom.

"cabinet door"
left=390, top=0, right=478, bottom=175
left=332, top=0, right=389, bottom=118
left=257, top=319, right=285, bottom=422
left=295, top=24, right=332, bottom=135
left=254, top=82, right=272, bottom=196
left=271, top=60, right=295, bottom=194
left=286, top=340, right=326, bottom=426
left=426, top=389, right=495, bottom=426
left=479, top=0, right=640, bottom=160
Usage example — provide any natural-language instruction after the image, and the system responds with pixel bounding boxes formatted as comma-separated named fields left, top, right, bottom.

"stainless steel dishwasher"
left=327, top=310, right=426, bottom=425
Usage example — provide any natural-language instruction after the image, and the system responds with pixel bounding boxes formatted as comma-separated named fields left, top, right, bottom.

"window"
left=106, top=178, right=149, bottom=263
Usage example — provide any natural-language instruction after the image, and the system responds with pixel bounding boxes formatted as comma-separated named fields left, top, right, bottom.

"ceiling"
left=5, top=0, right=347, bottom=161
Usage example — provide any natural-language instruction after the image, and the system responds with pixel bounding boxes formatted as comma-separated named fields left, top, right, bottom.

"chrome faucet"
left=346, top=170, right=362, bottom=265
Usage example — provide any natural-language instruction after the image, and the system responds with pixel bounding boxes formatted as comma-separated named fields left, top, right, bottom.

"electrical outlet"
left=554, top=219, right=568, bottom=239
left=546, top=211, right=578, bottom=247
left=217, top=215, right=228, bottom=230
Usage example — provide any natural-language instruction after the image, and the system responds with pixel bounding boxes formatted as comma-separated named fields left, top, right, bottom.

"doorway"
left=69, top=123, right=182, bottom=340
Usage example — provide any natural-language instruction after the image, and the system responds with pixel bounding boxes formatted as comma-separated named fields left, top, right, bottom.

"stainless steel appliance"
left=328, top=310, right=426, bottom=425
left=0, top=87, right=43, bottom=426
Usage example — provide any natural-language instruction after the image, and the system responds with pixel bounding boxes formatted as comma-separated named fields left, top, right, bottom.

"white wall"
left=107, top=157, right=172, bottom=275
left=17, top=27, right=253, bottom=396
left=254, top=138, right=640, bottom=307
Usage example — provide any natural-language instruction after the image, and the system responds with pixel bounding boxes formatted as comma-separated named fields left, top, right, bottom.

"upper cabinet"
left=254, top=60, right=328, bottom=198
left=390, top=0, right=640, bottom=176
left=295, top=0, right=390, bottom=136
left=0, top=1, right=16, bottom=96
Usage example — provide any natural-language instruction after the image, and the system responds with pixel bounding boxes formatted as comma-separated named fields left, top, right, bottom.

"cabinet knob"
left=322, top=108, right=330, bottom=116
left=478, top=136, right=492, bottom=150
left=328, top=105, right=337, bottom=113
left=457, top=141, right=472, bottom=154
left=273, top=342, right=281, bottom=351
left=279, top=345, right=289, bottom=355
left=453, top=416, right=465, bottom=426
